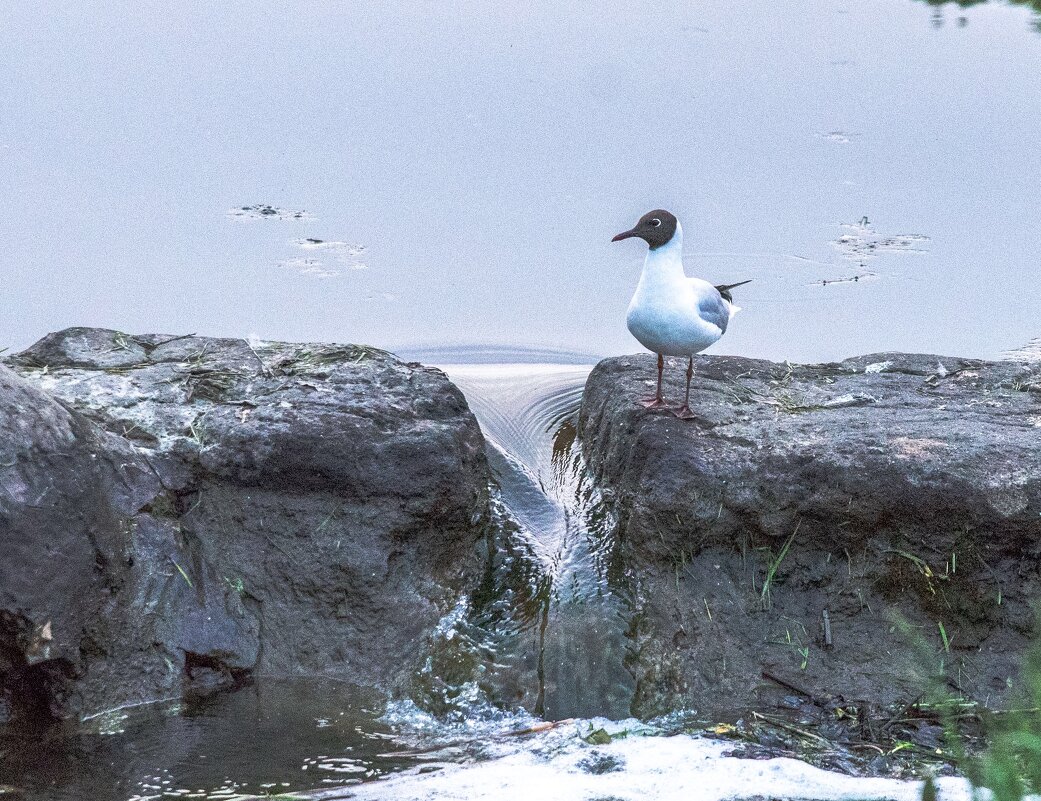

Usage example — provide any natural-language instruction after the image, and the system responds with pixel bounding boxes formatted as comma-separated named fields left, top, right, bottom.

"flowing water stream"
left=423, top=352, right=633, bottom=722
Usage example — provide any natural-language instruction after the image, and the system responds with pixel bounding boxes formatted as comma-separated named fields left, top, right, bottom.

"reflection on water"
left=917, top=0, right=1041, bottom=31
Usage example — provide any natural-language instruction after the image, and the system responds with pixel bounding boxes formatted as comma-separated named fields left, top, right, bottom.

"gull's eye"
left=649, top=218, right=661, bottom=227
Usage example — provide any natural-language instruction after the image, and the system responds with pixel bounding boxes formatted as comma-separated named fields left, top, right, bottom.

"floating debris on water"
left=277, top=240, right=368, bottom=278
left=228, top=204, right=315, bottom=221
left=833, top=218, right=930, bottom=260
left=808, top=271, right=879, bottom=287
left=290, top=238, right=365, bottom=257
left=817, top=130, right=858, bottom=143
left=226, top=209, right=371, bottom=277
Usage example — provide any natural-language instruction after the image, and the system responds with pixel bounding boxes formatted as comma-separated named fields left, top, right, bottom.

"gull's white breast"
left=627, top=280, right=723, bottom=356
left=625, top=231, right=725, bottom=357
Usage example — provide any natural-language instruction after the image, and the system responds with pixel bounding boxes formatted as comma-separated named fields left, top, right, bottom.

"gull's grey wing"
left=697, top=289, right=731, bottom=334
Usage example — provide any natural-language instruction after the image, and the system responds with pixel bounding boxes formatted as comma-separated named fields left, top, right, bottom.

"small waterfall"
left=412, top=349, right=636, bottom=721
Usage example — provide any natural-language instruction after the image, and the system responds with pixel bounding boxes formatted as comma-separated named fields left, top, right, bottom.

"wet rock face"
left=0, top=328, right=489, bottom=723
left=579, top=352, right=1041, bottom=718
left=0, top=362, right=166, bottom=723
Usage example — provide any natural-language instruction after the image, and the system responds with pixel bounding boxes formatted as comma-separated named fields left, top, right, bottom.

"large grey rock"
left=579, top=352, right=1041, bottom=718
left=1, top=328, right=489, bottom=723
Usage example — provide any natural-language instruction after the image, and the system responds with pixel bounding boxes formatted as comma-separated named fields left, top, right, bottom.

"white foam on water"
left=332, top=727, right=976, bottom=801
left=276, top=239, right=369, bottom=277
left=817, top=130, right=858, bottom=143
left=379, top=697, right=541, bottom=748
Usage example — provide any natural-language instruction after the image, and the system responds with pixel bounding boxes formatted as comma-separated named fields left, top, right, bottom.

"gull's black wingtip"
left=714, top=279, right=752, bottom=303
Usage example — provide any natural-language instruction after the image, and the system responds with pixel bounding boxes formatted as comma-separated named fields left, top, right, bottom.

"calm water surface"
left=2, top=0, right=1040, bottom=362
left=0, top=681, right=416, bottom=800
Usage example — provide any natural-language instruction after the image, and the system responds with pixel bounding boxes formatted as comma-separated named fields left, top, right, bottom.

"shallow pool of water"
left=0, top=680, right=411, bottom=801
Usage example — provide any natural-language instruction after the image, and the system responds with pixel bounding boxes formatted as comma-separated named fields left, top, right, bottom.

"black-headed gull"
left=613, top=209, right=750, bottom=419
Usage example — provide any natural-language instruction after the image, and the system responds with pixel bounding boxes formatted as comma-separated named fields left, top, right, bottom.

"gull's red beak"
left=612, top=229, right=637, bottom=242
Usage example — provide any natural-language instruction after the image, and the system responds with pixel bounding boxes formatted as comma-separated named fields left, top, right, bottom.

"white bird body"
left=625, top=221, right=736, bottom=357
left=612, top=208, right=748, bottom=418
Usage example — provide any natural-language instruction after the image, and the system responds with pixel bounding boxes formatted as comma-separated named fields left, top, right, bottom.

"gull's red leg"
left=640, top=353, right=670, bottom=409
left=673, top=356, right=697, bottom=419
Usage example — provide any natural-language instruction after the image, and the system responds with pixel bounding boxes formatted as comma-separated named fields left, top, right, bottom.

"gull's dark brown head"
left=611, top=209, right=678, bottom=250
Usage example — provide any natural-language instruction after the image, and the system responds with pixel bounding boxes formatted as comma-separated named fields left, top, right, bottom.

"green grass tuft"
left=965, top=635, right=1041, bottom=801
left=921, top=615, right=1041, bottom=801
left=760, top=522, right=799, bottom=610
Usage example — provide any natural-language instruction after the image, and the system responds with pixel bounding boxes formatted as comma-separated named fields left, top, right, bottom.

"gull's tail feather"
left=714, top=279, right=752, bottom=303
